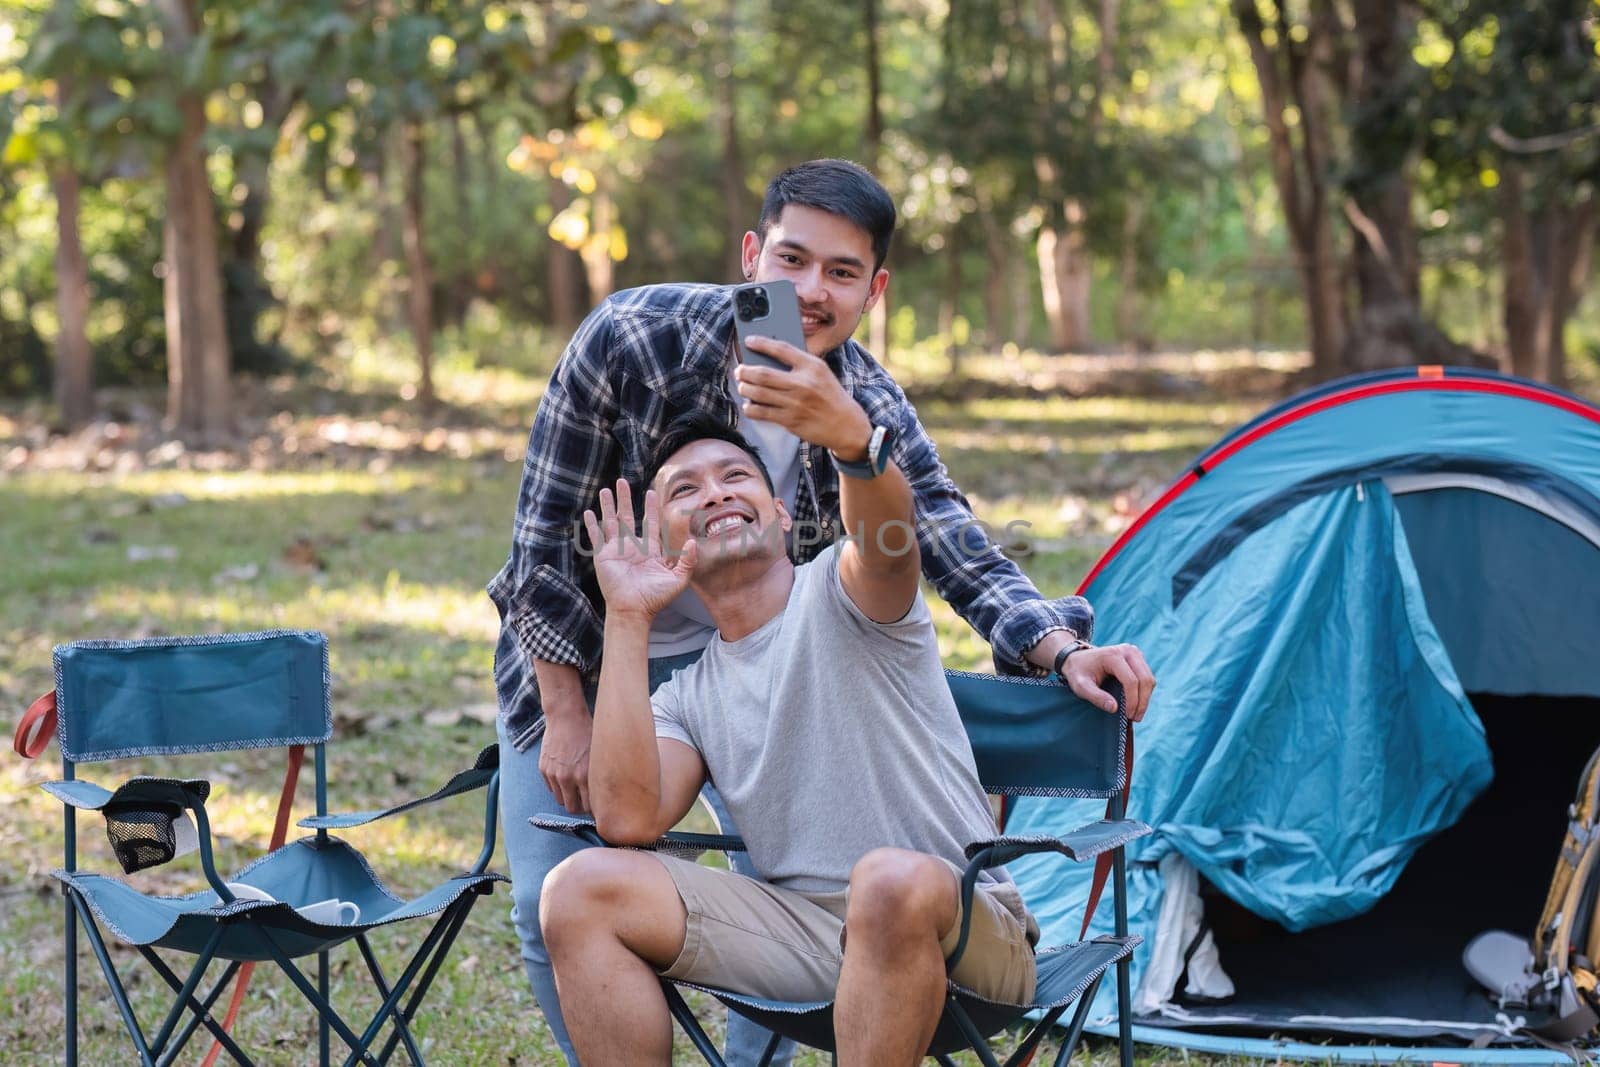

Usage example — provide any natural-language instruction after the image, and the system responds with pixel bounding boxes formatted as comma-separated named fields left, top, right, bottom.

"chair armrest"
left=531, top=814, right=748, bottom=854
left=43, top=775, right=226, bottom=890
left=962, top=819, right=1151, bottom=868
left=42, top=775, right=212, bottom=812
left=298, top=744, right=499, bottom=830
left=945, top=819, right=1151, bottom=972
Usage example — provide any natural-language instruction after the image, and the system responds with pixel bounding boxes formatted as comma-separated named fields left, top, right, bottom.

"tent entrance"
left=1150, top=693, right=1600, bottom=1041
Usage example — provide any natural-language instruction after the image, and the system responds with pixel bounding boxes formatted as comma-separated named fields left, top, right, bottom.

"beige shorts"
left=654, top=854, right=1038, bottom=1007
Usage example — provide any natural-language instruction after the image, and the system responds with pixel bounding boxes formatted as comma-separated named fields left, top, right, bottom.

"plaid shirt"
left=488, top=283, right=1093, bottom=750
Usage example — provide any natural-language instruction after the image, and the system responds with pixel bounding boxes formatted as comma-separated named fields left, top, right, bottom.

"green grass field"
left=0, top=346, right=1296, bottom=1065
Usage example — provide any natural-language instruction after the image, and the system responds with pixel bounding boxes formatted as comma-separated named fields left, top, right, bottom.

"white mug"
left=222, top=881, right=277, bottom=904
left=295, top=898, right=360, bottom=925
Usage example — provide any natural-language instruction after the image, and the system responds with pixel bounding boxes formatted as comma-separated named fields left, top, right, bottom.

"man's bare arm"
left=835, top=458, right=921, bottom=623
left=589, top=611, right=705, bottom=845
left=582, top=481, right=705, bottom=845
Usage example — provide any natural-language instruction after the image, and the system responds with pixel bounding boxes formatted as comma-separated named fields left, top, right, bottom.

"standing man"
left=488, top=158, right=1153, bottom=1065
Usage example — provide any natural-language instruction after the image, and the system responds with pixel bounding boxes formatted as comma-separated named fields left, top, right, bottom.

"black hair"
left=757, top=159, right=896, bottom=273
left=642, top=413, right=775, bottom=498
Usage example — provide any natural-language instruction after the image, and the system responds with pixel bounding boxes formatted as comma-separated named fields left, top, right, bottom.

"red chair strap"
left=1080, top=719, right=1135, bottom=941
left=13, top=691, right=57, bottom=760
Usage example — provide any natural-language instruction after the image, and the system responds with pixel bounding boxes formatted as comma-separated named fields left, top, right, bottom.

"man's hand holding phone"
left=735, top=338, right=873, bottom=459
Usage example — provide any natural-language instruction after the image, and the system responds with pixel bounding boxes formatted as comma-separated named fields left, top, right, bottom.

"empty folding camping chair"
left=21, top=629, right=505, bottom=1067
left=536, top=670, right=1147, bottom=1067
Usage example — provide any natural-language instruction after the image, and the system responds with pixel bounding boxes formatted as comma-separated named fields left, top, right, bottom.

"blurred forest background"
left=0, top=0, right=1597, bottom=440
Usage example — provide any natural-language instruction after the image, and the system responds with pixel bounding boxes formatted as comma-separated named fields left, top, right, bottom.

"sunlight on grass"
left=83, top=577, right=499, bottom=645
left=925, top=394, right=1260, bottom=429
left=10, top=466, right=452, bottom=502
left=933, top=424, right=1221, bottom=458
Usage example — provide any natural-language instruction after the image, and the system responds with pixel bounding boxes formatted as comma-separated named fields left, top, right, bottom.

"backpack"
left=1465, top=744, right=1600, bottom=1042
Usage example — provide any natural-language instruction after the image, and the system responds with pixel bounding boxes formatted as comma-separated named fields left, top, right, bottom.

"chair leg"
left=756, top=1029, right=784, bottom=1067
left=320, top=950, right=331, bottom=1067
left=1116, top=954, right=1134, bottom=1067
left=353, top=935, right=425, bottom=1066
left=66, top=891, right=156, bottom=1067
left=64, top=891, right=78, bottom=1067
left=1001, top=1004, right=1070, bottom=1067
left=380, top=897, right=485, bottom=1064
left=142, top=928, right=226, bottom=1059
left=661, top=982, right=729, bottom=1067
left=1052, top=973, right=1106, bottom=1067
left=146, top=959, right=248, bottom=1067
left=943, top=998, right=1005, bottom=1067
left=250, top=930, right=381, bottom=1067
left=353, top=896, right=476, bottom=1067
left=136, top=951, right=254, bottom=1067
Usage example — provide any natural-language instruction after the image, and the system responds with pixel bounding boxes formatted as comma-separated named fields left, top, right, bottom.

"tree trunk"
left=448, top=112, right=475, bottom=323
left=864, top=0, right=889, bottom=363
left=939, top=222, right=963, bottom=375
left=401, top=120, right=435, bottom=407
left=1037, top=200, right=1093, bottom=352
left=1233, top=0, right=1347, bottom=377
left=478, top=116, right=503, bottom=302
left=547, top=178, right=582, bottom=332
left=579, top=188, right=615, bottom=302
left=1542, top=192, right=1594, bottom=390
left=1339, top=0, right=1475, bottom=371
left=719, top=0, right=748, bottom=280
left=156, top=0, right=232, bottom=442
left=1501, top=165, right=1540, bottom=380
left=51, top=156, right=94, bottom=427
left=1115, top=193, right=1146, bottom=349
left=980, top=205, right=1010, bottom=350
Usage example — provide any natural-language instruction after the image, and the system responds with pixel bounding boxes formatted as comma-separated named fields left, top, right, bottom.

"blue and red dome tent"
left=1006, top=366, right=1600, bottom=1060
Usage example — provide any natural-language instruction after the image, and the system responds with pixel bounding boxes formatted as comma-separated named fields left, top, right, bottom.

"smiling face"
left=653, top=438, right=792, bottom=576
left=742, top=204, right=890, bottom=357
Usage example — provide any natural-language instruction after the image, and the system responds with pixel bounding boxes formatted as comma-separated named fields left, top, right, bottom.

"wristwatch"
left=1052, top=639, right=1093, bottom=682
left=832, top=423, right=895, bottom=479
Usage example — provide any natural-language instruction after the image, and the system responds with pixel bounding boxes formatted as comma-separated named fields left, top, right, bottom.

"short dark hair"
left=757, top=159, right=896, bottom=273
left=642, top=413, right=775, bottom=498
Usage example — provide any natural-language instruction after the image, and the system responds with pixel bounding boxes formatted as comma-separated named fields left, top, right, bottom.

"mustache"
left=799, top=303, right=834, bottom=326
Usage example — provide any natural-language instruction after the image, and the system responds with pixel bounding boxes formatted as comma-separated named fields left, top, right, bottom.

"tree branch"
left=1489, top=124, right=1600, bottom=155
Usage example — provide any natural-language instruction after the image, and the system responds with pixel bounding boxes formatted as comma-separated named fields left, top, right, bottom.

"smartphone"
left=732, top=280, right=806, bottom=372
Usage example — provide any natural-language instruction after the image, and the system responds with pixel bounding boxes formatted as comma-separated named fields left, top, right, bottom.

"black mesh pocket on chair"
left=104, top=804, right=183, bottom=874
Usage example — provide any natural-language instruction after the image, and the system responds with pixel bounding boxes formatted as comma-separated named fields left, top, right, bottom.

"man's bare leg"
left=540, top=849, right=689, bottom=1066
left=834, top=848, right=959, bottom=1067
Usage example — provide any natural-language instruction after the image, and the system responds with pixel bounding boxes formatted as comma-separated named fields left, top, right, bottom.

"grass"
left=1, top=343, right=1306, bottom=1065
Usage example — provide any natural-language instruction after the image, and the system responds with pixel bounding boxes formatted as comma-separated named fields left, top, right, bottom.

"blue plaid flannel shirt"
left=488, top=283, right=1094, bottom=750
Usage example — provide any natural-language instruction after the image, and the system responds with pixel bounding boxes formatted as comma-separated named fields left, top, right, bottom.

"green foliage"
left=0, top=0, right=1596, bottom=402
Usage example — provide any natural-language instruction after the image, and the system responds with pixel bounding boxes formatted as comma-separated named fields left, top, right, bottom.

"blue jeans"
left=497, top=650, right=794, bottom=1066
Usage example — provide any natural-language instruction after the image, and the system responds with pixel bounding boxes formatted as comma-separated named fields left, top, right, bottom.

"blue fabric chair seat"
left=52, top=837, right=504, bottom=961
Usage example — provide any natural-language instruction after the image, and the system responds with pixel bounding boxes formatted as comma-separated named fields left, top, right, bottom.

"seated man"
left=541, top=413, right=1150, bottom=1065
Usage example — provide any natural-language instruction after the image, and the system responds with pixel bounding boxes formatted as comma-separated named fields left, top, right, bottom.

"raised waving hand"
left=583, top=478, right=698, bottom=619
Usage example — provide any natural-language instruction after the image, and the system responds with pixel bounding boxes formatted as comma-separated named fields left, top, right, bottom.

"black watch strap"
left=1052, top=639, right=1093, bottom=681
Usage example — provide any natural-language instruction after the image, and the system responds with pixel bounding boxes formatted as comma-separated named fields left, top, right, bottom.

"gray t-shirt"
left=651, top=543, right=1002, bottom=894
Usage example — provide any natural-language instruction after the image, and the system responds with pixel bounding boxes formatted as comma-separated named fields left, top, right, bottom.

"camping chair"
left=28, top=629, right=505, bottom=1067
left=535, top=669, right=1147, bottom=1067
